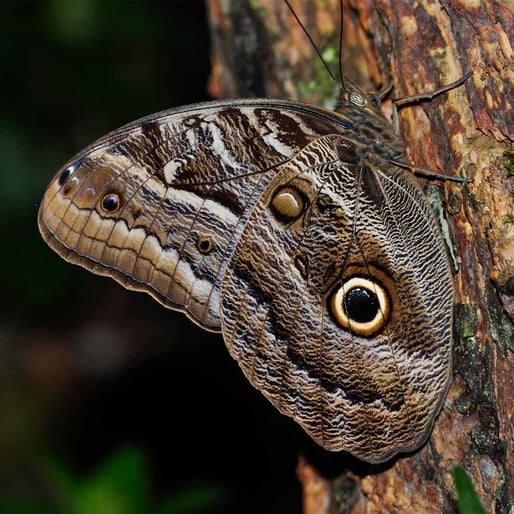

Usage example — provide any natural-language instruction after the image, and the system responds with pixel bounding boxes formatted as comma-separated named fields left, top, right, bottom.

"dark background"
left=0, top=1, right=310, bottom=512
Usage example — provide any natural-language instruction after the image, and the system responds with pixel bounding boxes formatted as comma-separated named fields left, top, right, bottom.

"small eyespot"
left=58, top=166, right=74, bottom=186
left=270, top=186, right=306, bottom=222
left=316, top=194, right=332, bottom=211
left=329, top=276, right=390, bottom=336
left=197, top=236, right=214, bottom=254
left=101, top=193, right=120, bottom=213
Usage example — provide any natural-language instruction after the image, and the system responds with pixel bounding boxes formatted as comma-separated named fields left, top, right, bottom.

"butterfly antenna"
left=284, top=0, right=337, bottom=84
left=338, top=0, right=346, bottom=89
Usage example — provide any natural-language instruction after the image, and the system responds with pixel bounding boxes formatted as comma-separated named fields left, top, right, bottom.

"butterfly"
left=37, top=5, right=461, bottom=464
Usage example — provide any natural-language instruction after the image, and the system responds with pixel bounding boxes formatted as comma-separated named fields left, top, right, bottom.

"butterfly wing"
left=220, top=134, right=453, bottom=462
left=38, top=99, right=351, bottom=330
left=39, top=96, right=453, bottom=462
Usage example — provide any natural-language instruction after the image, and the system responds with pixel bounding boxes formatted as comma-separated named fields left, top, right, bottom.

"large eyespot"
left=330, top=276, right=391, bottom=336
left=101, top=193, right=120, bottom=213
left=270, top=186, right=305, bottom=222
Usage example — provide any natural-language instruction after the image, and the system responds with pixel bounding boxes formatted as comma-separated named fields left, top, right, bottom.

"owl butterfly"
left=37, top=2, right=466, bottom=463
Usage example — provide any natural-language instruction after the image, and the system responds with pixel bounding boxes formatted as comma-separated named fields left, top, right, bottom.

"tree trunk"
left=206, top=0, right=513, bottom=512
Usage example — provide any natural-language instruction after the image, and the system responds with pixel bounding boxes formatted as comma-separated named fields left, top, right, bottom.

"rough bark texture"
left=206, top=0, right=513, bottom=512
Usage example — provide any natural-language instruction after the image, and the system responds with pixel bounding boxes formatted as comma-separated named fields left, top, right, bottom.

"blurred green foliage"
left=0, top=446, right=227, bottom=513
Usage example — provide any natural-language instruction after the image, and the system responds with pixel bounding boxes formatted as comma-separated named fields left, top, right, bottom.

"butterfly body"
left=39, top=83, right=453, bottom=462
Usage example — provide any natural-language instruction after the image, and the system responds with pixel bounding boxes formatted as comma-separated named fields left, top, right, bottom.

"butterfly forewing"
left=39, top=100, right=353, bottom=330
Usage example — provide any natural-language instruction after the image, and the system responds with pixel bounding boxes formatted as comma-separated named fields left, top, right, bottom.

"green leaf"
left=453, top=466, right=487, bottom=514
left=0, top=446, right=229, bottom=514
left=73, top=446, right=150, bottom=514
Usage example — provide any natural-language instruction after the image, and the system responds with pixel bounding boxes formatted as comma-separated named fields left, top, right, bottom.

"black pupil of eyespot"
left=58, top=168, right=71, bottom=186
left=199, top=239, right=211, bottom=251
left=102, top=195, right=118, bottom=211
left=343, top=287, right=379, bottom=323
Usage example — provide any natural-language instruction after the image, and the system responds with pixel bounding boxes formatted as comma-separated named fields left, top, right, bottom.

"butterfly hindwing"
left=220, top=133, right=452, bottom=463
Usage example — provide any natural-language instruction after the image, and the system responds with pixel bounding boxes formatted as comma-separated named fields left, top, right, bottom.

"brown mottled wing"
left=220, top=134, right=453, bottom=463
left=38, top=99, right=350, bottom=330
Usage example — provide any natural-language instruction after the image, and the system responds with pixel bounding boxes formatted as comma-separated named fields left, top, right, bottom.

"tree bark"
left=206, top=1, right=514, bottom=512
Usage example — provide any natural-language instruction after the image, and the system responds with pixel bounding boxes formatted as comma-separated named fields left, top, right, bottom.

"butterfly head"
left=336, top=78, right=383, bottom=118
